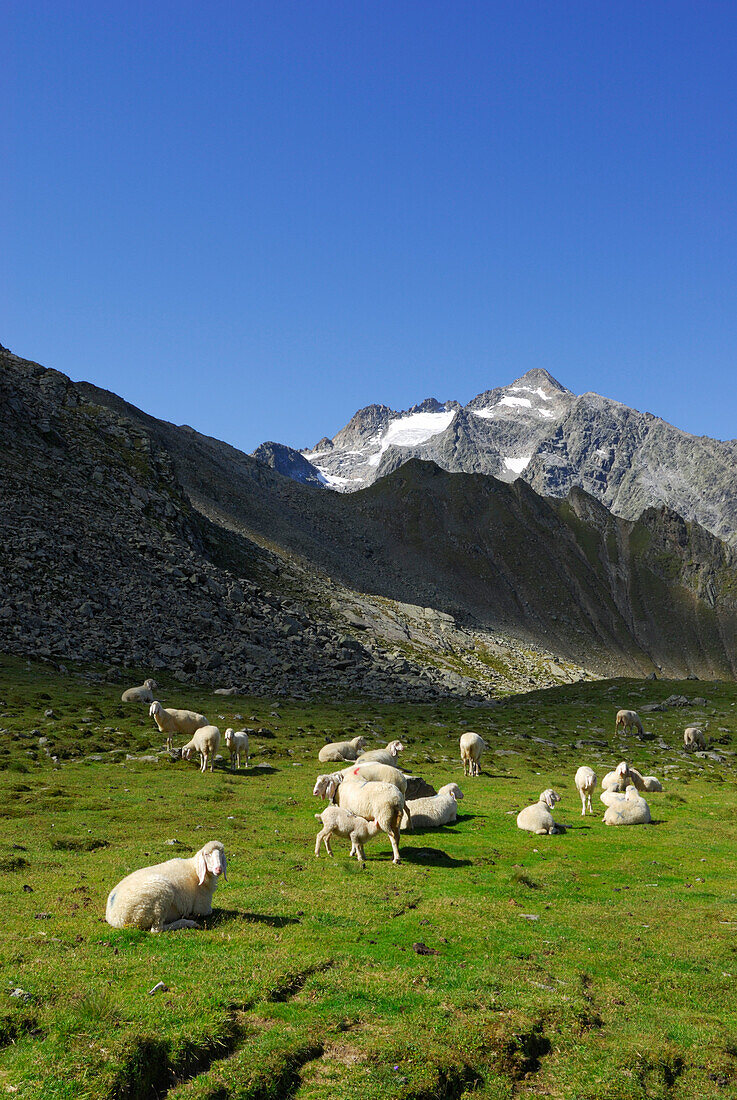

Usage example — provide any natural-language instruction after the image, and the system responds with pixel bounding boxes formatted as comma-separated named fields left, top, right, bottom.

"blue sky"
left=3, top=1, right=737, bottom=450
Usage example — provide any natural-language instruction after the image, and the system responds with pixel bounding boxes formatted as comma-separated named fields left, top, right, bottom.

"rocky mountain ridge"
left=254, top=367, right=737, bottom=546
left=3, top=344, right=737, bottom=692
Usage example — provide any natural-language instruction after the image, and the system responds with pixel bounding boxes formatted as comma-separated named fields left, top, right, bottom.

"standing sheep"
left=318, top=736, right=368, bottom=763
left=121, top=678, right=158, bottom=704
left=313, top=774, right=404, bottom=864
left=460, top=732, right=486, bottom=777
left=517, top=790, right=562, bottom=836
left=400, top=783, right=463, bottom=830
left=150, top=701, right=208, bottom=751
left=684, top=727, right=706, bottom=751
left=603, top=785, right=651, bottom=826
left=182, top=725, right=221, bottom=773
left=615, top=709, right=644, bottom=736
left=224, top=728, right=249, bottom=769
left=356, top=741, right=405, bottom=766
left=105, top=840, right=226, bottom=931
left=314, top=806, right=382, bottom=862
left=574, top=766, right=597, bottom=815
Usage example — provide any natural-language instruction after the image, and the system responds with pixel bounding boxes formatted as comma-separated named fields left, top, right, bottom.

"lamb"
left=574, top=766, right=597, bottom=815
left=181, top=725, right=221, bottom=773
left=150, top=700, right=208, bottom=751
left=601, top=761, right=631, bottom=792
left=313, top=774, right=404, bottom=863
left=318, top=736, right=368, bottom=763
left=516, top=790, right=562, bottom=835
left=121, top=678, right=158, bottom=704
left=355, top=740, right=405, bottom=766
left=400, top=783, right=463, bottom=830
left=615, top=709, right=644, bottom=736
left=641, top=775, right=663, bottom=792
left=684, top=727, right=706, bottom=751
left=314, top=806, right=382, bottom=862
left=460, top=732, right=487, bottom=777
left=105, top=840, right=226, bottom=931
left=603, top=785, right=651, bottom=826
left=224, top=728, right=249, bottom=769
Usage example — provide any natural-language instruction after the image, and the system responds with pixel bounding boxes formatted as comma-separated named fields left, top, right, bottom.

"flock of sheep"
left=105, top=687, right=707, bottom=932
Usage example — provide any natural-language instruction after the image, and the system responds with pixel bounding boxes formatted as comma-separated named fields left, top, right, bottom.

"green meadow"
left=0, top=654, right=736, bottom=1099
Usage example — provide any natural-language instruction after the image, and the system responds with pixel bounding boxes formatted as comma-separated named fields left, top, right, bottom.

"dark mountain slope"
left=76, top=376, right=737, bottom=680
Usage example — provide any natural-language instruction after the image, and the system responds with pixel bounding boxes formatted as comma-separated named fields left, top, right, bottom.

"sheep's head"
left=387, top=740, right=405, bottom=755
left=149, top=701, right=161, bottom=717
left=615, top=761, right=629, bottom=778
left=313, top=774, right=341, bottom=800
left=350, top=736, right=369, bottom=750
left=624, top=785, right=640, bottom=800
left=224, top=728, right=234, bottom=745
left=144, top=679, right=157, bottom=690
left=439, top=783, right=464, bottom=800
left=181, top=746, right=192, bottom=761
left=195, top=840, right=227, bottom=885
left=540, top=789, right=560, bottom=809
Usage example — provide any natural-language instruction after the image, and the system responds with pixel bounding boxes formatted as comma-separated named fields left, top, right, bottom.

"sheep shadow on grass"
left=399, top=845, right=472, bottom=868
left=207, top=909, right=301, bottom=928
left=220, top=765, right=278, bottom=778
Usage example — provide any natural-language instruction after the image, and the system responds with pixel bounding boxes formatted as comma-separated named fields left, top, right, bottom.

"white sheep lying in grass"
left=356, top=740, right=405, bottom=766
left=181, top=725, right=221, bottom=773
left=121, top=678, right=158, bottom=704
left=400, top=783, right=463, bottom=830
left=313, top=774, right=404, bottom=864
left=314, top=806, right=382, bottom=861
left=601, top=761, right=631, bottom=792
left=684, top=727, right=706, bottom=751
left=517, top=790, right=562, bottom=835
left=318, top=736, right=368, bottom=763
left=603, top=785, right=651, bottom=826
left=105, top=840, right=226, bottom=931
left=615, top=709, right=644, bottom=736
left=150, top=701, right=208, bottom=751
left=641, top=775, right=663, bottom=792
left=460, top=732, right=486, bottom=777
left=574, top=766, right=597, bottom=815
left=224, top=728, right=249, bottom=769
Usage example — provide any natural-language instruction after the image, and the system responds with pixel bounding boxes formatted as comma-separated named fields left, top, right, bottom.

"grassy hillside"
left=0, top=657, right=736, bottom=1098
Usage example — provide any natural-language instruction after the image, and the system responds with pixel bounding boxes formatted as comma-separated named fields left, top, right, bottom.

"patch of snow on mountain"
left=316, top=470, right=364, bottom=487
left=303, top=449, right=331, bottom=461
left=366, top=409, right=456, bottom=467
left=504, top=455, right=532, bottom=475
left=509, top=385, right=551, bottom=401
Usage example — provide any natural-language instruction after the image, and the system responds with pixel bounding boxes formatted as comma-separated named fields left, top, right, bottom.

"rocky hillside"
left=72, top=358, right=737, bottom=682
left=259, top=367, right=737, bottom=546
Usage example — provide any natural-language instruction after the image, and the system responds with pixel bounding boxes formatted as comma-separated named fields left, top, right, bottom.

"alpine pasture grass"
left=0, top=655, right=736, bottom=1098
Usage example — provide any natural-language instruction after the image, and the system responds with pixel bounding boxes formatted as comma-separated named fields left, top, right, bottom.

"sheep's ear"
left=196, top=851, right=208, bottom=886
left=220, top=850, right=227, bottom=880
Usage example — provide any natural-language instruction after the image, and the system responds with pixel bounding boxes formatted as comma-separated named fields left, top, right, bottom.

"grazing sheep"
left=181, top=725, right=221, bottom=773
left=121, top=678, right=158, bottom=704
left=641, top=775, right=663, bottom=792
left=517, top=790, right=562, bottom=836
left=318, top=736, right=368, bottom=763
left=615, top=709, right=644, bottom=736
left=684, top=727, right=706, bottom=751
left=150, top=701, right=208, bottom=751
left=460, top=732, right=486, bottom=777
left=224, top=728, right=249, bottom=769
left=400, top=783, right=463, bottom=830
left=313, top=774, right=404, bottom=864
left=105, top=840, right=226, bottom=931
left=356, top=741, right=405, bottom=766
left=314, top=806, right=382, bottom=862
left=341, top=761, right=407, bottom=795
left=574, top=766, right=597, bottom=815
left=601, top=761, right=631, bottom=792
left=603, top=785, right=651, bottom=826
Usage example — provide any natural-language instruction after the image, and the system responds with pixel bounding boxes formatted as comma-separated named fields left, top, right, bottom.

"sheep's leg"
left=580, top=791, right=586, bottom=816
left=587, top=792, right=593, bottom=814
left=353, top=840, right=366, bottom=862
left=323, top=833, right=333, bottom=856
left=388, top=827, right=401, bottom=864
left=159, top=918, right=200, bottom=932
left=315, top=828, right=326, bottom=857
